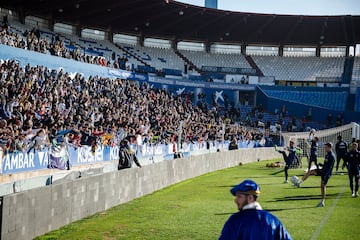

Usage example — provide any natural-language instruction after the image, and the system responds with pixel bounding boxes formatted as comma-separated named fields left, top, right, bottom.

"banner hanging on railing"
left=1, top=145, right=120, bottom=174
left=0, top=139, right=263, bottom=175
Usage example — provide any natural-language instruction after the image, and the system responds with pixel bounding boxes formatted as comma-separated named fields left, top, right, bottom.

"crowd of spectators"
left=0, top=21, right=126, bottom=70
left=0, top=59, right=269, bottom=156
left=0, top=19, right=281, bottom=157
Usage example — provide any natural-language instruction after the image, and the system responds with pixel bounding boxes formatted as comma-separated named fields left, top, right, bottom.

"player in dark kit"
left=335, top=135, right=347, bottom=174
left=294, top=142, right=335, bottom=207
left=308, top=136, right=320, bottom=171
left=344, top=142, right=360, bottom=197
left=275, top=140, right=301, bottom=183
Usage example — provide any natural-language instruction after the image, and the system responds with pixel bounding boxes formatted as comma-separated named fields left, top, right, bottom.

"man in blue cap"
left=219, top=179, right=292, bottom=240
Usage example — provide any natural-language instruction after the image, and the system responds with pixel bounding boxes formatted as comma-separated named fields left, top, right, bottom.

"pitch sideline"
left=310, top=183, right=347, bottom=240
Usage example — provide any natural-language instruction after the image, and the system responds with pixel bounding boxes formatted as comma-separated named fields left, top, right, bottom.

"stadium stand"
left=180, top=49, right=251, bottom=69
left=251, top=55, right=345, bottom=81
left=121, top=44, right=185, bottom=72
left=0, top=18, right=358, bottom=148
left=352, top=57, right=360, bottom=81
left=0, top=53, right=276, bottom=170
left=354, top=87, right=360, bottom=112
left=263, top=89, right=348, bottom=111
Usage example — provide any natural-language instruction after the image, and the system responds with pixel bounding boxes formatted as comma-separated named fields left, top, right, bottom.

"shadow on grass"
left=270, top=169, right=284, bottom=175
left=217, top=185, right=237, bottom=189
left=218, top=181, right=343, bottom=190
left=266, top=206, right=316, bottom=212
left=295, top=184, right=339, bottom=189
left=214, top=212, right=236, bottom=216
left=290, top=186, right=319, bottom=189
left=268, top=192, right=340, bottom=203
left=214, top=205, right=317, bottom=216
left=231, top=175, right=265, bottom=179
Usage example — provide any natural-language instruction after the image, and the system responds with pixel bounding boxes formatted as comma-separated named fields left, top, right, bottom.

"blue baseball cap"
left=230, top=180, right=261, bottom=196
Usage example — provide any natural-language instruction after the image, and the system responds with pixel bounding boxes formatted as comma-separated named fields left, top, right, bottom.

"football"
left=290, top=176, right=299, bottom=185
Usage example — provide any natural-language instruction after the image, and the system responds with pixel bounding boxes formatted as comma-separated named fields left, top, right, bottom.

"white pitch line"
left=310, top=184, right=347, bottom=240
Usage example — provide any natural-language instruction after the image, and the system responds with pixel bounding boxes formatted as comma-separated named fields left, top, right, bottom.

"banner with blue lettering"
left=70, top=145, right=119, bottom=165
left=1, top=140, right=262, bottom=175
left=2, top=149, right=49, bottom=174
left=1, top=145, right=119, bottom=174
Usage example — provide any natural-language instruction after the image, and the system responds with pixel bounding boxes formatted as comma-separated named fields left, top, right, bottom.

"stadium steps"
left=342, top=57, right=354, bottom=84
left=175, top=50, right=203, bottom=75
left=115, top=43, right=150, bottom=67
left=346, top=93, right=355, bottom=111
left=245, top=55, right=263, bottom=76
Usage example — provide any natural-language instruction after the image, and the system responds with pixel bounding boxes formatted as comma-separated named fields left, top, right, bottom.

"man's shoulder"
left=234, top=209, right=273, bottom=217
left=328, top=151, right=336, bottom=159
left=327, top=151, right=336, bottom=161
left=257, top=209, right=280, bottom=218
left=227, top=209, right=262, bottom=224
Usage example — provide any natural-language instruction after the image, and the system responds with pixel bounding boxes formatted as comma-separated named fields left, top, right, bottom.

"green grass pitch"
left=35, top=157, right=360, bottom=240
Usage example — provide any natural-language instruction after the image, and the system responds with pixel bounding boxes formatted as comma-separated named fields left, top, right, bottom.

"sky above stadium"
left=177, top=0, right=360, bottom=16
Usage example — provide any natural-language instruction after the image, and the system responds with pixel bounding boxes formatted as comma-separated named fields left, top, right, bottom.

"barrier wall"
left=0, top=147, right=279, bottom=240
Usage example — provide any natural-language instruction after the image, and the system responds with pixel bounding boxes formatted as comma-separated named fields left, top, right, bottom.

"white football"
left=290, top=176, right=299, bottom=185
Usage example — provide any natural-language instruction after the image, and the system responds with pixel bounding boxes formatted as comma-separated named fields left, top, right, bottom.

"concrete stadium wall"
left=0, top=148, right=279, bottom=240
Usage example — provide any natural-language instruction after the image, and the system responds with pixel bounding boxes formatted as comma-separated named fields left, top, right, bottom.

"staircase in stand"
left=245, top=55, right=263, bottom=76
left=175, top=50, right=204, bottom=75
left=115, top=43, right=150, bottom=67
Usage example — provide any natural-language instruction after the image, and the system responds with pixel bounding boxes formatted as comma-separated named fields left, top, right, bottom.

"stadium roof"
left=2, top=0, right=360, bottom=46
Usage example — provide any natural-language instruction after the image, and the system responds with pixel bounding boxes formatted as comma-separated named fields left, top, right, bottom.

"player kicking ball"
left=275, top=140, right=302, bottom=183
left=292, top=142, right=336, bottom=207
left=291, top=164, right=324, bottom=187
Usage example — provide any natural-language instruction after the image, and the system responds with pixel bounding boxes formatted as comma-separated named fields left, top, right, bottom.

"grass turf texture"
left=35, top=157, right=360, bottom=240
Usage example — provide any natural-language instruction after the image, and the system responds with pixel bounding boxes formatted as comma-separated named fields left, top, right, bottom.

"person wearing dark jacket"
left=228, top=138, right=238, bottom=151
left=118, top=140, right=142, bottom=170
left=308, top=136, right=319, bottom=171
left=275, top=140, right=301, bottom=183
left=344, top=142, right=360, bottom=197
left=295, top=142, right=335, bottom=207
left=219, top=179, right=292, bottom=240
left=335, top=135, right=347, bottom=174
